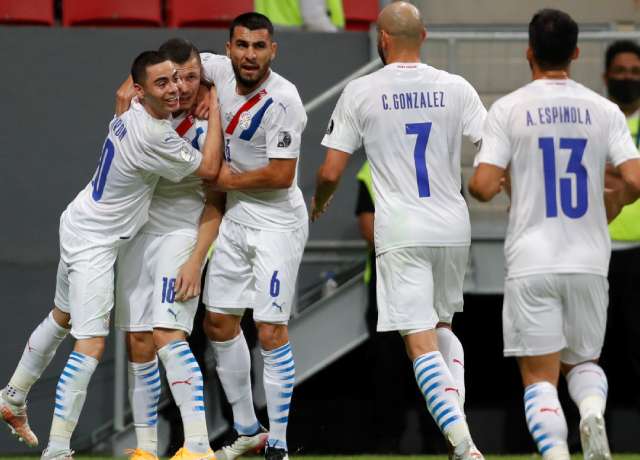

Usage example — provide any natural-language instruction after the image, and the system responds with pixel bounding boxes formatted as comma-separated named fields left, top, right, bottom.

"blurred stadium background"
left=1, top=0, right=640, bottom=456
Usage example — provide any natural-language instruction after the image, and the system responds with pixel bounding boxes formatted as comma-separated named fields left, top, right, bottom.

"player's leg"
left=202, top=221, right=265, bottom=460
left=116, top=236, right=160, bottom=460
left=377, top=247, right=474, bottom=459
left=251, top=223, right=306, bottom=460
left=43, top=239, right=116, bottom=459
left=560, top=274, right=610, bottom=460
left=1, top=301, right=70, bottom=448
left=152, top=234, right=213, bottom=459
left=503, top=275, right=570, bottom=460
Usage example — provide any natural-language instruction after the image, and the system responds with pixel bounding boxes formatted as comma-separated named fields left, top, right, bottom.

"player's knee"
left=257, top=322, right=289, bottom=350
left=75, top=336, right=106, bottom=360
left=153, top=328, right=186, bottom=350
left=203, top=312, right=240, bottom=341
left=126, top=331, right=155, bottom=362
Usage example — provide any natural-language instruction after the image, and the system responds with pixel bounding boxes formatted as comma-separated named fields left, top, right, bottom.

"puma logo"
left=171, top=377, right=193, bottom=387
left=445, top=387, right=460, bottom=395
left=540, top=407, right=561, bottom=415
left=167, top=308, right=178, bottom=321
left=452, top=358, right=464, bottom=368
left=272, top=301, right=283, bottom=312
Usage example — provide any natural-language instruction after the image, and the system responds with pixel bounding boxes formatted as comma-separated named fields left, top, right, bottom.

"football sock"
left=523, top=381, right=570, bottom=460
left=436, top=327, right=466, bottom=407
left=48, top=351, right=98, bottom=452
left=128, top=359, right=160, bottom=455
left=4, top=312, right=69, bottom=406
left=566, top=362, right=608, bottom=418
left=158, top=341, right=209, bottom=454
left=211, top=332, right=260, bottom=435
left=413, top=351, right=470, bottom=447
left=262, top=342, right=295, bottom=450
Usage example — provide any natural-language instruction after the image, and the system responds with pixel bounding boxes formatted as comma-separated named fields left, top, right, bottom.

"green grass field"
left=2, top=456, right=640, bottom=460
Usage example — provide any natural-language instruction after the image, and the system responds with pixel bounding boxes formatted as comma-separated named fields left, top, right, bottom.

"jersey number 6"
left=405, top=122, right=433, bottom=198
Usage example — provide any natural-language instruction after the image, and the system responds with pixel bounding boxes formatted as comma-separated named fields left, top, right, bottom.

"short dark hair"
left=229, top=12, right=274, bottom=40
left=159, top=37, right=200, bottom=65
left=131, top=50, right=168, bottom=85
left=605, top=40, right=640, bottom=71
left=529, top=9, right=578, bottom=70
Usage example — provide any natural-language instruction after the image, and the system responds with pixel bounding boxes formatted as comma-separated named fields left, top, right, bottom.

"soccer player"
left=114, top=39, right=225, bottom=460
left=2, top=51, right=223, bottom=460
left=469, top=9, right=640, bottom=460
left=198, top=12, right=308, bottom=460
left=312, top=2, right=485, bottom=458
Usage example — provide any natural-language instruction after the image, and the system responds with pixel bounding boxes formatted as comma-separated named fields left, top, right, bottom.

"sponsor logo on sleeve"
left=277, top=131, right=292, bottom=148
left=180, top=144, right=195, bottom=162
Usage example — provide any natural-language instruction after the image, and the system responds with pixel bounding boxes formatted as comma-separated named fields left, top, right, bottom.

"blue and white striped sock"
left=413, top=351, right=470, bottom=446
left=262, top=342, right=295, bottom=451
left=524, top=381, right=569, bottom=459
left=158, top=340, right=209, bottom=454
left=48, top=351, right=98, bottom=452
left=566, top=363, right=608, bottom=419
left=128, top=359, right=160, bottom=455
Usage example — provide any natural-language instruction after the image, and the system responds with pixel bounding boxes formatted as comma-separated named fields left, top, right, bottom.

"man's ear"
left=133, top=83, right=144, bottom=100
left=270, top=41, right=278, bottom=62
left=225, top=41, right=231, bottom=58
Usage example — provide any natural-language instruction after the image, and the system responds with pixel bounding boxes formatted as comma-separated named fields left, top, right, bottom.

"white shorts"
left=115, top=232, right=198, bottom=334
left=54, top=221, right=117, bottom=340
left=376, top=246, right=469, bottom=332
left=503, top=273, right=608, bottom=364
left=203, top=219, right=308, bottom=323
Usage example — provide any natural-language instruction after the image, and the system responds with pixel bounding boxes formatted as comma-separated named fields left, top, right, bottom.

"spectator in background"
left=255, top=0, right=344, bottom=32
left=601, top=40, right=640, bottom=413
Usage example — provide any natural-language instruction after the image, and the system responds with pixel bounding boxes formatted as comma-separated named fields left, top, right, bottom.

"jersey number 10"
left=539, top=137, right=588, bottom=219
left=405, top=122, right=433, bottom=198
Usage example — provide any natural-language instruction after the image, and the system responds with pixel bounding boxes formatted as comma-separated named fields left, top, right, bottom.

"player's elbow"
left=468, top=177, right=493, bottom=202
left=317, top=164, right=341, bottom=187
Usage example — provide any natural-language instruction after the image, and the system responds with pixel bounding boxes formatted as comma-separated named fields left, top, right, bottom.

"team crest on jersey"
left=224, top=111, right=234, bottom=122
left=238, top=111, right=252, bottom=130
left=277, top=131, right=292, bottom=148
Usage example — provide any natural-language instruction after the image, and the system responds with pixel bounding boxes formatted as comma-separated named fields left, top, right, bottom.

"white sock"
left=524, top=381, right=570, bottom=460
left=436, top=327, right=466, bottom=407
left=566, top=362, right=608, bottom=419
left=211, top=332, right=259, bottom=435
left=128, top=359, right=160, bottom=455
left=413, top=351, right=470, bottom=447
left=4, top=312, right=69, bottom=406
left=48, top=351, right=98, bottom=452
left=157, top=341, right=209, bottom=453
left=262, top=343, right=295, bottom=451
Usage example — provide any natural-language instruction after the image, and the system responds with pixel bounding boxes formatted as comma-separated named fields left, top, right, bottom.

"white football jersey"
left=63, top=100, right=203, bottom=245
left=201, top=53, right=308, bottom=231
left=475, top=78, right=639, bottom=278
left=141, top=112, right=207, bottom=237
left=322, top=62, right=486, bottom=254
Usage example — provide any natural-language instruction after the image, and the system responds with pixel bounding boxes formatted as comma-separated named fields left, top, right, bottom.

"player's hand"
left=194, top=85, right=211, bottom=119
left=175, top=259, right=202, bottom=302
left=310, top=195, right=332, bottom=222
left=115, top=76, right=135, bottom=116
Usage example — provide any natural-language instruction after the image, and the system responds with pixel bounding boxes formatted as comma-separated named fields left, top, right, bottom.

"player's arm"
left=175, top=190, right=225, bottom=301
left=214, top=158, right=297, bottom=191
left=115, top=75, right=135, bottom=116
left=194, top=86, right=224, bottom=180
left=468, top=163, right=507, bottom=202
left=604, top=158, right=640, bottom=221
left=311, top=148, right=351, bottom=221
left=355, top=179, right=375, bottom=246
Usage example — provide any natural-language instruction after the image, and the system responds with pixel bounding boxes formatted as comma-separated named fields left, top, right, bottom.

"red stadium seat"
left=343, top=0, right=378, bottom=31
left=0, top=0, right=54, bottom=25
left=62, top=0, right=163, bottom=27
left=166, top=0, right=253, bottom=28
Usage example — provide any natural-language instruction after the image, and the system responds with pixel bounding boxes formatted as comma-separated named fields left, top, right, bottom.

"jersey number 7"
left=405, top=122, right=433, bottom=198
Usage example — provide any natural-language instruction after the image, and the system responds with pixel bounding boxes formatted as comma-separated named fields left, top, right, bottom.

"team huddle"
left=2, top=3, right=640, bottom=460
